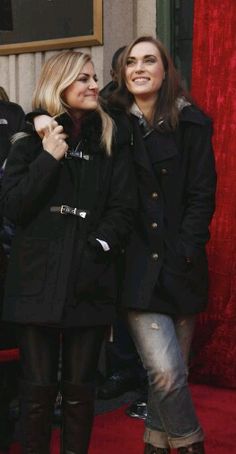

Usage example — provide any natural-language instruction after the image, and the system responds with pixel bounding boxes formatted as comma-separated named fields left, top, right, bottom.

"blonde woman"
left=0, top=51, right=135, bottom=453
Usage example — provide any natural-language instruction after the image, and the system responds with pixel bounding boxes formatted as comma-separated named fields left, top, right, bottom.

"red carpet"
left=6, top=384, right=236, bottom=453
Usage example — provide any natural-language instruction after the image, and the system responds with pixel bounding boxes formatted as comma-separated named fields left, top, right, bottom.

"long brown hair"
left=110, top=36, right=191, bottom=131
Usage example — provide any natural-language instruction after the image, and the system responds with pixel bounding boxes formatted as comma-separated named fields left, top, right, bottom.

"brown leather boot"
left=19, top=380, right=57, bottom=454
left=61, top=381, right=95, bottom=454
left=144, top=443, right=170, bottom=454
left=178, top=442, right=205, bottom=453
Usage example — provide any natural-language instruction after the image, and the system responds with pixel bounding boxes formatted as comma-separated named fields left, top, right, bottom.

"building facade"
left=0, top=0, right=157, bottom=112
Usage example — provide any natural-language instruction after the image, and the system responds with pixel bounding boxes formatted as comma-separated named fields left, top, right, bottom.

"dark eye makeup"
left=126, top=55, right=158, bottom=66
left=76, top=73, right=98, bottom=83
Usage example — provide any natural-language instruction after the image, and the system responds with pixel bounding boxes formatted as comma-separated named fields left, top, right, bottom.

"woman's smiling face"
left=125, top=41, right=165, bottom=103
left=63, top=61, right=99, bottom=116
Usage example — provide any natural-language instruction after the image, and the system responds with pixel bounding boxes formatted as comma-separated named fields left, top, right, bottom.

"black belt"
left=50, top=205, right=88, bottom=218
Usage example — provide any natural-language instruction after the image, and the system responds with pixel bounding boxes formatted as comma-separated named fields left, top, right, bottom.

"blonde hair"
left=32, top=51, right=114, bottom=154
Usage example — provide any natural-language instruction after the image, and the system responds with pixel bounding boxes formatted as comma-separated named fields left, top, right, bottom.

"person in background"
left=109, top=36, right=216, bottom=454
left=0, top=87, right=25, bottom=166
left=0, top=50, right=135, bottom=454
left=0, top=87, right=25, bottom=451
left=99, top=45, right=126, bottom=99
left=98, top=45, right=147, bottom=405
left=0, top=86, right=10, bottom=102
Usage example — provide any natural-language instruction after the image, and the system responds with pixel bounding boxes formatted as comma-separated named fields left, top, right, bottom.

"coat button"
left=151, top=192, right=158, bottom=199
left=151, top=222, right=158, bottom=229
left=151, top=252, right=159, bottom=260
left=161, top=168, right=168, bottom=175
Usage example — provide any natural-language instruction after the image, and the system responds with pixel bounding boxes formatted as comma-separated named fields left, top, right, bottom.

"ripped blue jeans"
left=127, top=311, right=204, bottom=449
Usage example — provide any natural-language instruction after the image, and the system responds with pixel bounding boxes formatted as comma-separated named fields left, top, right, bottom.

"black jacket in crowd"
left=0, top=100, right=26, bottom=259
left=0, top=111, right=136, bottom=326
left=121, top=103, right=217, bottom=315
left=0, top=99, right=26, bottom=347
left=0, top=100, right=25, bottom=167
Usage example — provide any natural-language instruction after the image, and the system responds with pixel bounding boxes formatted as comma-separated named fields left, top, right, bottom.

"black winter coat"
left=0, top=100, right=25, bottom=167
left=1, top=111, right=136, bottom=326
left=121, top=104, right=217, bottom=315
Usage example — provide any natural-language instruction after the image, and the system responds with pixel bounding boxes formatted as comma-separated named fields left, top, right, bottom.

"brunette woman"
left=0, top=50, right=135, bottom=454
left=110, top=36, right=216, bottom=454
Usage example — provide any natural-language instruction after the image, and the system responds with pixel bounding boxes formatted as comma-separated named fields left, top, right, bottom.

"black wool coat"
left=121, top=104, right=217, bottom=315
left=0, top=111, right=136, bottom=326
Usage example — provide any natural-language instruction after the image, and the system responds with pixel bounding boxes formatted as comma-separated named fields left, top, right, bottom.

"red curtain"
left=190, top=0, right=236, bottom=387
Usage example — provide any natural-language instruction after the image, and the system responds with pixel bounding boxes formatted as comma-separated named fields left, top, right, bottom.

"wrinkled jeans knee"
left=127, top=311, right=188, bottom=390
left=149, top=363, right=187, bottom=396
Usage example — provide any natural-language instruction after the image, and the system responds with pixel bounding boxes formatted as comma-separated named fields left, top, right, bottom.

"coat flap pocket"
left=12, top=237, right=49, bottom=296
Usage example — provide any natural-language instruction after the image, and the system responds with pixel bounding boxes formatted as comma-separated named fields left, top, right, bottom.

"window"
left=156, top=0, right=194, bottom=89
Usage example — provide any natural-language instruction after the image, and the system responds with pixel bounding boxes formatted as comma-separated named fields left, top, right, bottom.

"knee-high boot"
left=61, top=381, right=95, bottom=454
left=19, top=380, right=58, bottom=454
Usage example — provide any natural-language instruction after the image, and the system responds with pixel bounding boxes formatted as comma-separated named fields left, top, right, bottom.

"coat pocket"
left=164, top=244, right=190, bottom=276
left=17, top=238, right=49, bottom=296
left=162, top=247, right=208, bottom=299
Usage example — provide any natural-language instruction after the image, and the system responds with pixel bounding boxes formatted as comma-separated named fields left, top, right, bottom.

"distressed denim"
left=127, top=311, right=204, bottom=449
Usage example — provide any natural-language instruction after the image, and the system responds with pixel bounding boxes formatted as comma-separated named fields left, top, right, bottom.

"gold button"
left=152, top=253, right=159, bottom=260
left=151, top=222, right=158, bottom=229
left=161, top=168, right=168, bottom=175
left=152, top=192, right=158, bottom=199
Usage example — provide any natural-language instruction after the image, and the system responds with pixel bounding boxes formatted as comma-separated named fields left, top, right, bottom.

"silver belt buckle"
left=60, top=205, right=87, bottom=218
left=60, top=205, right=69, bottom=215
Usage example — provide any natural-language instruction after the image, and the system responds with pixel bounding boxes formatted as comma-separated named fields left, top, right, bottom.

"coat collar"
left=26, top=109, right=103, bottom=150
left=130, top=116, right=155, bottom=175
left=130, top=97, right=191, bottom=127
left=130, top=99, right=179, bottom=173
left=179, top=104, right=211, bottom=126
left=130, top=103, right=155, bottom=139
left=54, top=110, right=103, bottom=148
